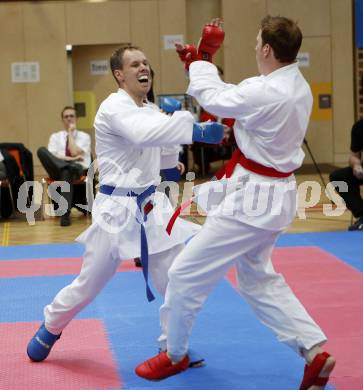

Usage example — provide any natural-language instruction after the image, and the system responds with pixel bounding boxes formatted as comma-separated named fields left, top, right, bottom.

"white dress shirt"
left=48, top=129, right=91, bottom=169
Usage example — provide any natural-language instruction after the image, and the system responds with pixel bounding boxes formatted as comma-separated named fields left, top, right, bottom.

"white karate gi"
left=44, top=89, right=200, bottom=335
left=160, top=61, right=327, bottom=359
left=160, top=146, right=182, bottom=170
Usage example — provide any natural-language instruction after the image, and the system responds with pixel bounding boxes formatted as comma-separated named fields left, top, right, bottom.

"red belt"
left=215, top=149, right=293, bottom=179
left=166, top=149, right=293, bottom=234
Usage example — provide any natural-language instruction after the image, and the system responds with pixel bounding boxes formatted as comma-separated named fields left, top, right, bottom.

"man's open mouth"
left=138, top=75, right=149, bottom=84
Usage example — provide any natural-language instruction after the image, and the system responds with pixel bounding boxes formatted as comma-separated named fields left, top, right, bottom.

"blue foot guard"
left=27, top=323, right=61, bottom=362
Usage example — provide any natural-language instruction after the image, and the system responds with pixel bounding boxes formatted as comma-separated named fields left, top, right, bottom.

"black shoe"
left=134, top=257, right=142, bottom=268
left=60, top=212, right=71, bottom=226
left=348, top=216, right=363, bottom=231
left=74, top=204, right=91, bottom=216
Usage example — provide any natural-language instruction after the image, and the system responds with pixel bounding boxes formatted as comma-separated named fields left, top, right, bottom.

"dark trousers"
left=330, top=166, right=363, bottom=218
left=37, top=147, right=85, bottom=213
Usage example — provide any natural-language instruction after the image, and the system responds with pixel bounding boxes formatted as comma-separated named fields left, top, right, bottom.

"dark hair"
left=61, top=106, right=76, bottom=118
left=110, top=44, right=140, bottom=83
left=260, top=15, right=302, bottom=63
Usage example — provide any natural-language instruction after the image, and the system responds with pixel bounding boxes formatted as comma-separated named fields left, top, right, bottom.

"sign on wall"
left=73, top=90, right=96, bottom=129
left=310, top=82, right=332, bottom=121
left=11, top=62, right=40, bottom=83
left=163, top=34, right=184, bottom=50
left=296, top=52, right=310, bottom=68
left=90, top=60, right=109, bottom=75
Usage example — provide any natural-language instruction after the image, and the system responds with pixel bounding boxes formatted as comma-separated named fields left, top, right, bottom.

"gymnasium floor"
left=0, top=173, right=362, bottom=390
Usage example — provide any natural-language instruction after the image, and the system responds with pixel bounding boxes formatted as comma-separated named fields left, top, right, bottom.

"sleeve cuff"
left=171, top=111, right=194, bottom=144
left=187, top=61, right=219, bottom=96
left=189, top=60, right=217, bottom=74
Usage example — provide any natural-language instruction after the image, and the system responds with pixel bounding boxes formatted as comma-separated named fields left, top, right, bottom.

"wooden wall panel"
left=158, top=0, right=188, bottom=94
left=23, top=2, right=68, bottom=172
left=130, top=0, right=161, bottom=96
left=186, top=0, right=223, bottom=69
left=72, top=42, right=121, bottom=152
left=299, top=37, right=333, bottom=163
left=65, top=1, right=131, bottom=45
left=222, top=0, right=266, bottom=83
left=72, top=45, right=120, bottom=109
left=331, top=0, right=354, bottom=159
left=0, top=0, right=356, bottom=173
left=265, top=1, right=337, bottom=165
left=267, top=0, right=331, bottom=37
left=72, top=44, right=122, bottom=153
left=304, top=122, right=334, bottom=164
left=0, top=4, right=28, bottom=145
left=298, top=37, right=331, bottom=82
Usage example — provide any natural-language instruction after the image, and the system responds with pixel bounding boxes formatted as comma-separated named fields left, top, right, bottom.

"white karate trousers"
left=44, top=223, right=184, bottom=335
left=160, top=214, right=327, bottom=361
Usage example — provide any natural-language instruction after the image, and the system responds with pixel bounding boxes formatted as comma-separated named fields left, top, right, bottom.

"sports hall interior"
left=0, top=1, right=362, bottom=390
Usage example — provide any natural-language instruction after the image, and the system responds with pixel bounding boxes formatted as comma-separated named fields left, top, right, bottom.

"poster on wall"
left=73, top=90, right=96, bottom=129
left=310, top=82, right=332, bottom=121
left=163, top=34, right=184, bottom=50
left=296, top=53, right=310, bottom=68
left=90, top=60, right=109, bottom=75
left=11, top=62, right=40, bottom=83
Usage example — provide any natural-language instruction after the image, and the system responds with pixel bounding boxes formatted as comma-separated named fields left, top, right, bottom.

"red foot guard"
left=300, top=352, right=336, bottom=390
left=135, top=351, right=190, bottom=380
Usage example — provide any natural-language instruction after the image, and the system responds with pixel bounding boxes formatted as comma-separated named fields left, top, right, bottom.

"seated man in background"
left=37, top=106, right=91, bottom=226
left=330, top=118, right=363, bottom=231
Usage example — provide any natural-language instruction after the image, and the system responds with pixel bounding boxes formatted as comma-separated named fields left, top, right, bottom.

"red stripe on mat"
left=226, top=246, right=363, bottom=390
left=0, top=319, right=121, bottom=390
left=0, top=258, right=139, bottom=278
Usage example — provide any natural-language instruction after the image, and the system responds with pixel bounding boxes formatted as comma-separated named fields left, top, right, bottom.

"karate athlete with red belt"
left=26, top=45, right=224, bottom=366
left=136, top=17, right=335, bottom=390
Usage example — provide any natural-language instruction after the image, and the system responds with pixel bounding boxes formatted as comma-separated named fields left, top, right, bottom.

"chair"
left=0, top=145, right=31, bottom=218
left=7, top=149, right=24, bottom=178
left=8, top=148, right=31, bottom=210
left=193, top=142, right=235, bottom=176
left=40, top=175, right=94, bottom=220
left=0, top=178, right=16, bottom=218
left=40, top=156, right=98, bottom=221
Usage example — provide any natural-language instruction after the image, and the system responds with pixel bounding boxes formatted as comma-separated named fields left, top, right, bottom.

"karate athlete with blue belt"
left=27, top=45, right=223, bottom=365
left=136, top=17, right=336, bottom=390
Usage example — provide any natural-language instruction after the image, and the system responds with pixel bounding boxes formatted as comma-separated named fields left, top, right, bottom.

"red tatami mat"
left=0, top=319, right=121, bottom=390
left=0, top=258, right=138, bottom=278
left=226, top=246, right=363, bottom=390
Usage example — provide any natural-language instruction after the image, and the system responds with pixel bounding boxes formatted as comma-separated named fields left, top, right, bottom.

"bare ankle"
left=303, top=345, right=323, bottom=364
left=166, top=352, right=186, bottom=365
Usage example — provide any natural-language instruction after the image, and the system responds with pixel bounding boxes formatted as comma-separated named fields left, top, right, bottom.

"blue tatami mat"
left=0, top=242, right=84, bottom=260
left=0, top=271, right=336, bottom=390
left=2, top=231, right=360, bottom=389
left=277, top=231, right=363, bottom=272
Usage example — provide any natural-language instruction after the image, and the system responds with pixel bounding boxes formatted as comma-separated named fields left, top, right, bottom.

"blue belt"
left=99, top=184, right=156, bottom=302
